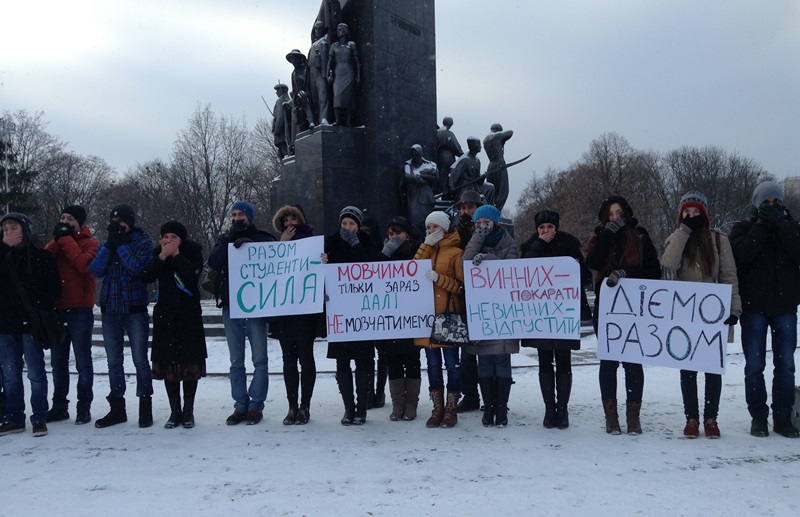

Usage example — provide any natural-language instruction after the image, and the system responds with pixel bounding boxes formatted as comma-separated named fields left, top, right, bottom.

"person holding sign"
left=585, top=196, right=660, bottom=434
left=376, top=216, right=423, bottom=421
left=269, top=205, right=319, bottom=425
left=661, top=193, right=741, bottom=439
left=141, top=221, right=207, bottom=429
left=463, top=204, right=520, bottom=428
left=208, top=201, right=277, bottom=426
left=413, top=211, right=465, bottom=428
left=729, top=181, right=800, bottom=438
left=324, top=206, right=375, bottom=426
left=520, top=210, right=591, bottom=430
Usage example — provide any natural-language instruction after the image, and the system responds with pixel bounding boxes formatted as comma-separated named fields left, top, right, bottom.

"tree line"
left=513, top=132, right=786, bottom=249
left=1, top=105, right=280, bottom=253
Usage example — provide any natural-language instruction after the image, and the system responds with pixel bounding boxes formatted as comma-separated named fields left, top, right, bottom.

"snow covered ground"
left=2, top=312, right=799, bottom=516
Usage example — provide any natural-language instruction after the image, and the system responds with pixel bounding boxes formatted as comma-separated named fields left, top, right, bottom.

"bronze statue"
left=483, top=123, right=514, bottom=210
left=450, top=137, right=494, bottom=206
left=435, top=116, right=464, bottom=198
left=327, top=23, right=360, bottom=127
left=271, top=83, right=291, bottom=159
left=403, top=144, right=438, bottom=238
left=286, top=49, right=316, bottom=153
left=308, top=21, right=332, bottom=125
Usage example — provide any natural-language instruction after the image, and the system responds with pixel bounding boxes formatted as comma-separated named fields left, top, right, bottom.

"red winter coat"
left=44, top=227, right=100, bottom=309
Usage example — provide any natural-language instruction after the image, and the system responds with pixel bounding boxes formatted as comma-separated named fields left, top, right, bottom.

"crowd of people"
left=0, top=180, right=798, bottom=440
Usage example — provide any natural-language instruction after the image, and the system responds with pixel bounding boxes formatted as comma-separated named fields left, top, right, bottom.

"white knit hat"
left=425, top=211, right=451, bottom=231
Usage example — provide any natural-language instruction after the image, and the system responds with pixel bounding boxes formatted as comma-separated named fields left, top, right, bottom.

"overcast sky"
left=3, top=0, right=799, bottom=213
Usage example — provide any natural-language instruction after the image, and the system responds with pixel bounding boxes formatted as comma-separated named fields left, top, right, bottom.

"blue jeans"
left=51, top=308, right=95, bottom=412
left=101, top=311, right=153, bottom=398
left=223, top=309, right=269, bottom=413
left=478, top=354, right=512, bottom=379
left=424, top=347, right=461, bottom=391
left=740, top=311, right=797, bottom=421
left=0, top=333, right=48, bottom=425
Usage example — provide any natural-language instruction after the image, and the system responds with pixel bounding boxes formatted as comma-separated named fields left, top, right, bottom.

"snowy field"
left=2, top=314, right=799, bottom=516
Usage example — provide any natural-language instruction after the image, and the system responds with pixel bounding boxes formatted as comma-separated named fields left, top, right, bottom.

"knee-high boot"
left=388, top=378, right=406, bottom=421
left=555, top=372, right=572, bottom=429
left=539, top=369, right=556, bottom=428
left=495, top=377, right=512, bottom=428
left=478, top=377, right=494, bottom=427
left=403, top=378, right=421, bottom=421
left=336, top=372, right=355, bottom=426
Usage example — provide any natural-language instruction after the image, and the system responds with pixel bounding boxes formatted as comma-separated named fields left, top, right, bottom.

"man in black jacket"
left=208, top=201, right=276, bottom=426
left=729, top=181, right=800, bottom=438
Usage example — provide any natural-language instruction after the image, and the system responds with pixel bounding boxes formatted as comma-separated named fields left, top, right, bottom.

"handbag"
left=430, top=291, right=470, bottom=345
left=6, top=259, right=66, bottom=350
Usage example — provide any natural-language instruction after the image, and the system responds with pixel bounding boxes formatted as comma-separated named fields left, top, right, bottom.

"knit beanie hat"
left=678, top=192, right=710, bottom=227
left=752, top=181, right=783, bottom=207
left=230, top=200, right=255, bottom=223
left=534, top=209, right=560, bottom=229
left=597, top=195, right=634, bottom=222
left=160, top=220, right=188, bottom=241
left=473, top=204, right=501, bottom=224
left=110, top=203, right=136, bottom=227
left=387, top=216, right=412, bottom=235
left=62, top=205, right=87, bottom=227
left=425, top=211, right=451, bottom=231
left=1, top=212, right=33, bottom=242
left=339, top=206, right=363, bottom=227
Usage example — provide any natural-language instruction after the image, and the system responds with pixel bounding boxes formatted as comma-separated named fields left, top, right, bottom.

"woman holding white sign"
left=520, top=209, right=592, bottom=430
left=585, top=196, right=660, bottom=435
left=377, top=216, right=422, bottom=421
left=661, top=193, right=741, bottom=438
left=269, top=205, right=320, bottom=426
left=324, top=206, right=375, bottom=426
left=413, top=211, right=465, bottom=428
left=463, top=204, right=520, bottom=428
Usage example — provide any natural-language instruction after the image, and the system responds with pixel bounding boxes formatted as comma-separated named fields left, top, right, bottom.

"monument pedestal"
left=272, top=0, right=436, bottom=236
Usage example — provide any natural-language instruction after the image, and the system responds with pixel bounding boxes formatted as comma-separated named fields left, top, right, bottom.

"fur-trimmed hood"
left=272, top=204, right=307, bottom=232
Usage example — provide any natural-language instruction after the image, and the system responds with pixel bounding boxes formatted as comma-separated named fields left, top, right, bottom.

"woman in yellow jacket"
left=414, top=211, right=465, bottom=428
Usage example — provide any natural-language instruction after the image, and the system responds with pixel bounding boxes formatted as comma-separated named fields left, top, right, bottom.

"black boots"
left=182, top=396, right=195, bottom=429
left=478, top=377, right=494, bottom=427
left=139, top=395, right=153, bottom=428
left=354, top=371, right=370, bottom=425
left=337, top=372, right=356, bottom=426
left=555, top=372, right=572, bottom=429
left=95, top=396, right=127, bottom=428
left=164, top=395, right=183, bottom=429
left=539, top=369, right=556, bottom=428
left=494, top=377, right=512, bottom=428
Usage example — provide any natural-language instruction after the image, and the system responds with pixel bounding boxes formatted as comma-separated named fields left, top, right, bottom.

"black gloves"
left=233, top=237, right=253, bottom=249
left=228, top=220, right=249, bottom=241
left=53, top=223, right=73, bottom=240
left=105, top=222, right=129, bottom=250
left=757, top=204, right=786, bottom=228
left=606, top=269, right=626, bottom=287
left=723, top=315, right=738, bottom=326
left=682, top=214, right=705, bottom=232
left=458, top=214, right=473, bottom=230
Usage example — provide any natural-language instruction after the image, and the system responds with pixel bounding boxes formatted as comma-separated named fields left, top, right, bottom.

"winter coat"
left=661, top=225, right=742, bottom=318
left=584, top=223, right=661, bottom=330
left=207, top=223, right=277, bottom=308
left=0, top=242, right=61, bottom=335
left=324, top=229, right=375, bottom=360
left=141, top=240, right=207, bottom=365
left=728, top=213, right=800, bottom=315
left=375, top=238, right=421, bottom=356
left=462, top=227, right=520, bottom=355
left=413, top=230, right=464, bottom=349
left=89, top=227, right=155, bottom=313
left=44, top=226, right=99, bottom=309
left=268, top=215, right=322, bottom=345
left=520, top=230, right=591, bottom=351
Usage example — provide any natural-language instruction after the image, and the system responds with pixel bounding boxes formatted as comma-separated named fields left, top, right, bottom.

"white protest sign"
left=597, top=278, right=732, bottom=374
left=464, top=256, right=582, bottom=340
left=227, top=236, right=325, bottom=318
left=324, top=260, right=435, bottom=342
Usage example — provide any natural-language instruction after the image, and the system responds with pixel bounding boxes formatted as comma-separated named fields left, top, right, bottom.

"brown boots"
left=403, top=378, right=421, bottom=421
left=440, top=391, right=461, bottom=428
left=389, top=378, right=422, bottom=421
left=603, top=399, right=621, bottom=435
left=425, top=388, right=445, bottom=428
left=603, top=399, right=642, bottom=435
